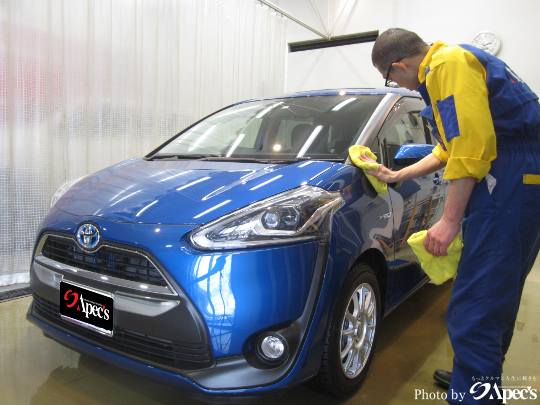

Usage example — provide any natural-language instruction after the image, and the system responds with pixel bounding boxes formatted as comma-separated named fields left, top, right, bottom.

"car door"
left=374, top=97, right=449, bottom=308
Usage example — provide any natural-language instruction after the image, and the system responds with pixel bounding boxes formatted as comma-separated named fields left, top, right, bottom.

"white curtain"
left=0, top=0, right=288, bottom=286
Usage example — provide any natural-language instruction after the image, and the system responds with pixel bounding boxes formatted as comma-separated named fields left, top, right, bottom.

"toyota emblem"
left=76, top=223, right=101, bottom=250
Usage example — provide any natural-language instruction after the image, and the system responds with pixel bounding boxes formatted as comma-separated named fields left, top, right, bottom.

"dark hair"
left=371, top=28, right=428, bottom=71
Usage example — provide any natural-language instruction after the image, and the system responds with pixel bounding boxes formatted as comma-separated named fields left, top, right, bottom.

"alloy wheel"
left=340, top=283, right=377, bottom=378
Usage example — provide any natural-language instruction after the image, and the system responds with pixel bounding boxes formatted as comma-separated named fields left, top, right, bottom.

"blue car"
left=27, top=88, right=448, bottom=401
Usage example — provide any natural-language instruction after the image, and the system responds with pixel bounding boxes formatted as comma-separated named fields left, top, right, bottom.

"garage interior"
left=1, top=1, right=539, bottom=404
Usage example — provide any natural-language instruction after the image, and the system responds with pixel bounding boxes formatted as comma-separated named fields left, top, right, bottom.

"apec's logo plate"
left=60, top=281, right=114, bottom=336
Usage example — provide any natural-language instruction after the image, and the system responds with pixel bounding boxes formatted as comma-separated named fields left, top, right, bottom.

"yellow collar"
left=418, top=40, right=448, bottom=84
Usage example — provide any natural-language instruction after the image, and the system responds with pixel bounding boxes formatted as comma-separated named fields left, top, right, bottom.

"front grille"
left=41, top=235, right=167, bottom=287
left=32, top=293, right=213, bottom=371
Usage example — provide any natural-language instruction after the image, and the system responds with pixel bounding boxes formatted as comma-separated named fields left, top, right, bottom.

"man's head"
left=371, top=28, right=430, bottom=91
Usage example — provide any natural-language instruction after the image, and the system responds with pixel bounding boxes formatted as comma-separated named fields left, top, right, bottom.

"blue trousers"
left=446, top=145, right=540, bottom=405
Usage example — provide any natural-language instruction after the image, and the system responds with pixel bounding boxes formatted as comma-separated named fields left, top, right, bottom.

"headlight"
left=189, top=185, right=343, bottom=250
left=50, top=176, right=86, bottom=208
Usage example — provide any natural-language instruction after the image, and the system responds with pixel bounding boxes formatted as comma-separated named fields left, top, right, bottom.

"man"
left=365, top=28, right=540, bottom=405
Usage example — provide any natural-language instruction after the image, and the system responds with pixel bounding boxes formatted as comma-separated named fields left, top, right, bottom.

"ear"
left=392, top=61, right=408, bottom=75
left=397, top=57, right=423, bottom=76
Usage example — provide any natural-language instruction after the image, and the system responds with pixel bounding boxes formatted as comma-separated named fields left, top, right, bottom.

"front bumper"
left=26, top=313, right=283, bottom=403
left=27, top=211, right=331, bottom=398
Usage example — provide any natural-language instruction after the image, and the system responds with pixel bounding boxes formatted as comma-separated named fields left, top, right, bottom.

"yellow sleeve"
left=427, top=47, right=497, bottom=181
left=432, top=144, right=449, bottom=163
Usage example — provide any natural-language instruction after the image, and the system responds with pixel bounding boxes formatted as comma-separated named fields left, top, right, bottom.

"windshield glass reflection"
left=155, top=95, right=384, bottom=161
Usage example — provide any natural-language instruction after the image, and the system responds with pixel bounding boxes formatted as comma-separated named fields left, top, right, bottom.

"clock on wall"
left=470, top=31, right=501, bottom=55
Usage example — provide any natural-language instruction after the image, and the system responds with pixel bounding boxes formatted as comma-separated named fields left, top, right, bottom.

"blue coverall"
left=418, top=42, right=540, bottom=405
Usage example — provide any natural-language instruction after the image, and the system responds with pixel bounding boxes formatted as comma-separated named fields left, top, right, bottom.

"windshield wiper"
left=198, top=156, right=345, bottom=163
left=146, top=153, right=222, bottom=161
left=147, top=154, right=344, bottom=163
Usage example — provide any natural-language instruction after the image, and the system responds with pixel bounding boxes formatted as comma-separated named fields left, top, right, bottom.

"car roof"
left=235, top=87, right=421, bottom=105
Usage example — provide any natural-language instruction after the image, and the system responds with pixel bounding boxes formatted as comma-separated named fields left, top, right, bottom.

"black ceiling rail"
left=289, top=30, right=379, bottom=53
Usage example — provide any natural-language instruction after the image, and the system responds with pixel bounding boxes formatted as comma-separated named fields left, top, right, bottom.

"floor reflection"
left=2, top=258, right=539, bottom=405
left=29, top=356, right=204, bottom=405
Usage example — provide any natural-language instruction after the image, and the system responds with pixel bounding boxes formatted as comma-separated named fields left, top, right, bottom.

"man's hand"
left=360, top=152, right=445, bottom=184
left=360, top=154, right=398, bottom=183
left=424, top=176, right=476, bottom=256
left=424, top=217, right=460, bottom=256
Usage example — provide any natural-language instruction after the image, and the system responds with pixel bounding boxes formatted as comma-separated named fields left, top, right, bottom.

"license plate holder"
left=60, top=281, right=114, bottom=336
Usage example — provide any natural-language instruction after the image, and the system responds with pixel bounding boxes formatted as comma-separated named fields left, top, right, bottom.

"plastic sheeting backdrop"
left=0, top=0, right=288, bottom=286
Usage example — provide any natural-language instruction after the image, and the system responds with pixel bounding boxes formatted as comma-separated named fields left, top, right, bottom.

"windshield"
left=151, top=94, right=385, bottom=161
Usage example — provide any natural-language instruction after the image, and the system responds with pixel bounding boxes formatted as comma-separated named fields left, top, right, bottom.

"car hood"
left=55, top=158, right=335, bottom=225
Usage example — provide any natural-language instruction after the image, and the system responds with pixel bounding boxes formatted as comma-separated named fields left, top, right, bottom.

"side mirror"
left=393, top=144, right=434, bottom=166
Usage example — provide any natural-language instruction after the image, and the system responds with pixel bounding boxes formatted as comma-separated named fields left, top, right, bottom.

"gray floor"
left=1, top=260, right=539, bottom=405
left=0, top=283, right=29, bottom=293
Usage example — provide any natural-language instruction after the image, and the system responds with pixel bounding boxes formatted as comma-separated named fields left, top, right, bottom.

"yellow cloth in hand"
left=348, top=145, right=387, bottom=195
left=407, top=230, right=463, bottom=285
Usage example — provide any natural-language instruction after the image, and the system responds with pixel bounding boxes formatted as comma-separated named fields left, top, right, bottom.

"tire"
left=310, top=262, right=380, bottom=398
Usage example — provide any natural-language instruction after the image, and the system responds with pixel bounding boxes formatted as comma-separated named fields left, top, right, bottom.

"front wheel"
left=311, top=263, right=380, bottom=398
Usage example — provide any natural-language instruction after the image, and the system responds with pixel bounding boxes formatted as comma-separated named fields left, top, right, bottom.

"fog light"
left=260, top=335, right=286, bottom=360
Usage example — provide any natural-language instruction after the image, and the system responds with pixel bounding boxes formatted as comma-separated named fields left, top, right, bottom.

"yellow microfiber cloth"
left=407, top=230, right=463, bottom=285
left=348, top=145, right=387, bottom=195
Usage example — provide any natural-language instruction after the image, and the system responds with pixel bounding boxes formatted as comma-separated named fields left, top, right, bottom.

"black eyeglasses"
left=384, top=56, right=404, bottom=87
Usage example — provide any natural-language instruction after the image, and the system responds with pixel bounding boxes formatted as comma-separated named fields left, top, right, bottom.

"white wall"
left=276, top=0, right=540, bottom=94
